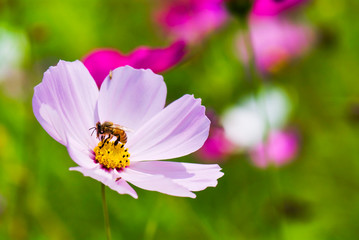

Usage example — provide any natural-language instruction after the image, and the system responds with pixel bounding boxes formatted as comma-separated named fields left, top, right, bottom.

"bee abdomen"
left=121, top=133, right=127, bottom=144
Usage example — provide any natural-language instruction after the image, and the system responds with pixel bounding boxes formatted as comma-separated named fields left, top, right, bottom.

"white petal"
left=128, top=161, right=223, bottom=192
left=127, top=94, right=210, bottom=161
left=121, top=167, right=196, bottom=198
left=33, top=60, right=99, bottom=147
left=70, top=166, right=138, bottom=199
left=222, top=104, right=265, bottom=148
left=66, top=137, right=98, bottom=169
left=97, top=66, right=166, bottom=132
left=259, top=87, right=291, bottom=129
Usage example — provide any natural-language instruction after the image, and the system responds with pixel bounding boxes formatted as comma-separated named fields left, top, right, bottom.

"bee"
left=90, top=121, right=130, bottom=146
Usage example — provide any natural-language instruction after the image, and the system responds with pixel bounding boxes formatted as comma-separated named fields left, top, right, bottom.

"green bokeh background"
left=1, top=0, right=359, bottom=239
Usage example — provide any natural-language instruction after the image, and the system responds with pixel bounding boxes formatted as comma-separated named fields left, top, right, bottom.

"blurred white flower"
left=222, top=103, right=265, bottom=148
left=0, top=26, right=29, bottom=80
left=222, top=86, right=291, bottom=148
left=259, top=86, right=291, bottom=129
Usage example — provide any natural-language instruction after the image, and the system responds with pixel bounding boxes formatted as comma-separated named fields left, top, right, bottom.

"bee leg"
left=100, top=136, right=110, bottom=148
left=114, top=136, right=121, bottom=146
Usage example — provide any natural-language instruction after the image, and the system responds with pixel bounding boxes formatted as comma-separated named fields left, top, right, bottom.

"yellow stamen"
left=94, top=140, right=130, bottom=169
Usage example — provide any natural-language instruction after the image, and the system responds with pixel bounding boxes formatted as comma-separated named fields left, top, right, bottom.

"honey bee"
left=90, top=121, right=130, bottom=146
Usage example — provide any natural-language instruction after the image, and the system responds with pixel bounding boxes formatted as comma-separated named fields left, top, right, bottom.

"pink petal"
left=155, top=0, right=228, bottom=43
left=236, top=17, right=313, bottom=73
left=128, top=161, right=223, bottom=192
left=83, top=50, right=126, bottom=88
left=127, top=40, right=186, bottom=73
left=121, top=167, right=196, bottom=198
left=252, top=0, right=307, bottom=16
left=250, top=130, right=299, bottom=168
left=70, top=166, right=138, bottom=199
left=33, top=60, right=99, bottom=147
left=97, top=66, right=166, bottom=132
left=250, top=143, right=268, bottom=168
left=266, top=130, right=299, bottom=165
left=83, top=41, right=186, bottom=88
left=66, top=137, right=98, bottom=169
left=197, top=127, right=234, bottom=162
left=33, top=103, right=66, bottom=145
left=128, top=94, right=210, bottom=161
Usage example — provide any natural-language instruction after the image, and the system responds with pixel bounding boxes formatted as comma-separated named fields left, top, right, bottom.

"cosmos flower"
left=83, top=40, right=186, bottom=88
left=196, top=111, right=234, bottom=162
left=252, top=0, right=308, bottom=16
left=0, top=26, right=29, bottom=97
left=0, top=26, right=29, bottom=80
left=33, top=60, right=223, bottom=198
left=221, top=87, right=299, bottom=168
left=154, top=0, right=228, bottom=43
left=250, top=130, right=299, bottom=168
left=222, top=86, right=291, bottom=148
left=196, top=127, right=234, bottom=162
left=236, top=16, right=314, bottom=73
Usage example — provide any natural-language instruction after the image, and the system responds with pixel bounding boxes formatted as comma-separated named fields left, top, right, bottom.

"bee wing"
left=112, top=124, right=133, bottom=132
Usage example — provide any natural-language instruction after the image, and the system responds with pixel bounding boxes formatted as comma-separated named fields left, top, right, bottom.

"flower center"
left=94, top=140, right=130, bottom=169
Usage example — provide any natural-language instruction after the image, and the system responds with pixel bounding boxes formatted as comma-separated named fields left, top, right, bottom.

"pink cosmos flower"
left=196, top=111, right=234, bottom=162
left=33, top=60, right=223, bottom=198
left=237, top=16, right=313, bottom=73
left=197, top=127, right=234, bottom=162
left=252, top=0, right=307, bottom=16
left=154, top=0, right=228, bottom=43
left=83, top=40, right=186, bottom=88
left=250, top=130, right=299, bottom=168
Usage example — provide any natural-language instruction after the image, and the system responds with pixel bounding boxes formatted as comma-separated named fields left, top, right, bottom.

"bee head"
left=96, top=122, right=103, bottom=135
left=89, top=122, right=99, bottom=136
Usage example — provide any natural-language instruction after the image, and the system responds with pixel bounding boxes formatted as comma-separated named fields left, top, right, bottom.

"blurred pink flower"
left=252, top=0, right=307, bottom=16
left=154, top=0, right=228, bottom=43
left=33, top=60, right=223, bottom=198
left=83, top=40, right=186, bottom=88
left=197, top=127, right=234, bottom=162
left=237, top=16, right=314, bottom=73
left=250, top=130, right=299, bottom=168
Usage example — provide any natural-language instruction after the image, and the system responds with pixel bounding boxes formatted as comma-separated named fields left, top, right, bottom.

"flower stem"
left=240, top=18, right=262, bottom=91
left=101, top=183, right=112, bottom=240
left=240, top=17, right=284, bottom=240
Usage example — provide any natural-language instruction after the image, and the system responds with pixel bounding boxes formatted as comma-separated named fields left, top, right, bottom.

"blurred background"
left=1, top=0, right=359, bottom=239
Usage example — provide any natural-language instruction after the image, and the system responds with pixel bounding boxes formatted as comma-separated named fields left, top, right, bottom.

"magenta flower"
left=33, top=60, right=223, bottom=198
left=197, top=127, right=234, bottom=162
left=83, top=40, right=186, bottom=88
left=237, top=16, right=314, bottom=73
left=154, top=0, right=228, bottom=43
left=252, top=0, right=307, bottom=16
left=250, top=130, right=299, bottom=168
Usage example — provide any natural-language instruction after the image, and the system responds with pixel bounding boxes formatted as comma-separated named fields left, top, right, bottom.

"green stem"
left=101, top=183, right=112, bottom=240
left=267, top=167, right=285, bottom=240
left=240, top=17, right=284, bottom=240
left=240, top=18, right=262, bottom=90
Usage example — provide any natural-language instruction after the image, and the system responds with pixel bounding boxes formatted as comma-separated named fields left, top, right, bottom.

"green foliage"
left=0, top=0, right=358, bottom=239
